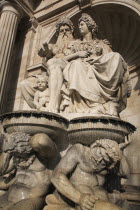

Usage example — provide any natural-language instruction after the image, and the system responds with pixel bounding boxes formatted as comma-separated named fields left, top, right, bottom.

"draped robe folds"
left=20, top=39, right=129, bottom=116
left=62, top=40, right=129, bottom=115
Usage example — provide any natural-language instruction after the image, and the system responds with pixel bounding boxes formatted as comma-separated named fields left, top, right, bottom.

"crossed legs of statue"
left=46, top=58, right=67, bottom=113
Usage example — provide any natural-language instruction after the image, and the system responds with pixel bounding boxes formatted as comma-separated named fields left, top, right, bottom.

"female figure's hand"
left=77, top=51, right=91, bottom=58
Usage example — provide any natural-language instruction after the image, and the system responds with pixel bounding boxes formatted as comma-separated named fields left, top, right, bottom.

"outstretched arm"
left=119, top=136, right=131, bottom=178
left=0, top=153, right=14, bottom=175
left=29, top=133, right=58, bottom=159
left=0, top=172, right=16, bottom=190
left=51, top=144, right=98, bottom=210
left=119, top=154, right=130, bottom=179
left=51, top=144, right=82, bottom=204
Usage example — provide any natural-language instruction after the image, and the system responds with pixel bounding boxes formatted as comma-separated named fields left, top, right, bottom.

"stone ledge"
left=27, top=63, right=48, bottom=76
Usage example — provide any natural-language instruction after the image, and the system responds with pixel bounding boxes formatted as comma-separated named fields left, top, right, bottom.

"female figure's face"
left=79, top=21, right=89, bottom=37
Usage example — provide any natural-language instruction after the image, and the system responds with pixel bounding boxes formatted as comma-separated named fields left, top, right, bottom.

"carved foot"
left=44, top=108, right=58, bottom=113
left=45, top=104, right=59, bottom=113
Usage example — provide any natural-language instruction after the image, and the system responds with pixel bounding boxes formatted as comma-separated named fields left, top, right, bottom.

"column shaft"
left=0, top=3, right=22, bottom=114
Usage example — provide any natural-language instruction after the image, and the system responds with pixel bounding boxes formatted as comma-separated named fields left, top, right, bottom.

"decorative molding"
left=78, top=0, right=92, bottom=10
left=133, top=0, right=140, bottom=4
left=27, top=63, right=48, bottom=76
left=29, top=17, right=38, bottom=32
left=91, top=0, right=140, bottom=15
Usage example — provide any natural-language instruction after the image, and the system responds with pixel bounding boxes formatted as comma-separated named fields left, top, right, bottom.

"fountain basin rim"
left=69, top=116, right=136, bottom=132
left=0, top=111, right=136, bottom=132
left=0, top=111, right=69, bottom=124
left=1, top=111, right=136, bottom=144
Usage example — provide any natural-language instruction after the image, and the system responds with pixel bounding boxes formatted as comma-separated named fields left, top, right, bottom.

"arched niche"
left=47, top=2, right=140, bottom=71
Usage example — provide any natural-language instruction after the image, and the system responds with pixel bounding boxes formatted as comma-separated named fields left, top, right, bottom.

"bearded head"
left=91, top=139, right=121, bottom=170
left=55, top=15, right=74, bottom=46
left=3, top=132, right=33, bottom=156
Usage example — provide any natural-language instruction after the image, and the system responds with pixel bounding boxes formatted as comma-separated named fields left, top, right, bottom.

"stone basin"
left=0, top=112, right=136, bottom=145
left=68, top=116, right=136, bottom=145
left=0, top=111, right=68, bottom=140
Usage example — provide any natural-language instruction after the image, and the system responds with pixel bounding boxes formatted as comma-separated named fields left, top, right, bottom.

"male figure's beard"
left=56, top=33, right=74, bottom=46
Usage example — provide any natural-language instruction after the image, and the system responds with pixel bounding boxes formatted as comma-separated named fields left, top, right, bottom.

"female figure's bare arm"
left=64, top=51, right=91, bottom=61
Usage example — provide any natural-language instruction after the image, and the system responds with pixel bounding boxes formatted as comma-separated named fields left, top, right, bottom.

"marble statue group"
left=22, top=13, right=131, bottom=117
left=0, top=13, right=133, bottom=210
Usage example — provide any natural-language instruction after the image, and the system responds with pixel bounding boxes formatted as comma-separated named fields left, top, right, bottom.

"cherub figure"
left=34, top=75, right=49, bottom=111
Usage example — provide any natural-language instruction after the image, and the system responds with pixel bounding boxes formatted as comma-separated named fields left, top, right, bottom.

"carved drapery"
left=0, top=1, right=22, bottom=114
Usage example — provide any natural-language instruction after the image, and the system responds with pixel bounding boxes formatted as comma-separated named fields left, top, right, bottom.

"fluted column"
left=0, top=1, right=22, bottom=114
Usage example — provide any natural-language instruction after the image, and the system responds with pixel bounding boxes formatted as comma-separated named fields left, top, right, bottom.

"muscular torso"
left=8, top=157, right=52, bottom=203
left=70, top=146, right=106, bottom=192
left=70, top=165, right=99, bottom=191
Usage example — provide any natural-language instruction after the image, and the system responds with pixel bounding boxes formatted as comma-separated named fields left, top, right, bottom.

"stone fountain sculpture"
left=0, top=13, right=136, bottom=210
left=0, top=132, right=60, bottom=210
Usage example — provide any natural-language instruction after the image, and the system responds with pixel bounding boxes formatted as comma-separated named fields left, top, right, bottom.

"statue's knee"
left=47, top=58, right=57, bottom=65
left=9, top=198, right=44, bottom=210
left=72, top=60, right=81, bottom=65
left=114, top=52, right=121, bottom=59
left=71, top=60, right=83, bottom=69
left=47, top=58, right=58, bottom=70
left=94, top=188, right=108, bottom=201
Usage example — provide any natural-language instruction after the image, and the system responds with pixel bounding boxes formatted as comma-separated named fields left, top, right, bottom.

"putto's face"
left=59, top=25, right=72, bottom=36
left=37, top=78, right=47, bottom=91
left=79, top=21, right=89, bottom=37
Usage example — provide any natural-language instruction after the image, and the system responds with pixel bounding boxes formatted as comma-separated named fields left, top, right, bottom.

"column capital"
left=0, top=0, right=23, bottom=19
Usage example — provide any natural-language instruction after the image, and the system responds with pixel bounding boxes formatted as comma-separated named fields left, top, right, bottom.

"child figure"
left=34, top=75, right=49, bottom=110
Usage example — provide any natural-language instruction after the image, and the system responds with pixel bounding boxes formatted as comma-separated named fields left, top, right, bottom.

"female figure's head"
left=79, top=13, right=98, bottom=39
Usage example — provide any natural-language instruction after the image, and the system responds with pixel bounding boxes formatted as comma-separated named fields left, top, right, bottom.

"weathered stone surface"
left=0, top=132, right=59, bottom=209
left=0, top=1, right=140, bottom=209
left=0, top=1, right=22, bottom=114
